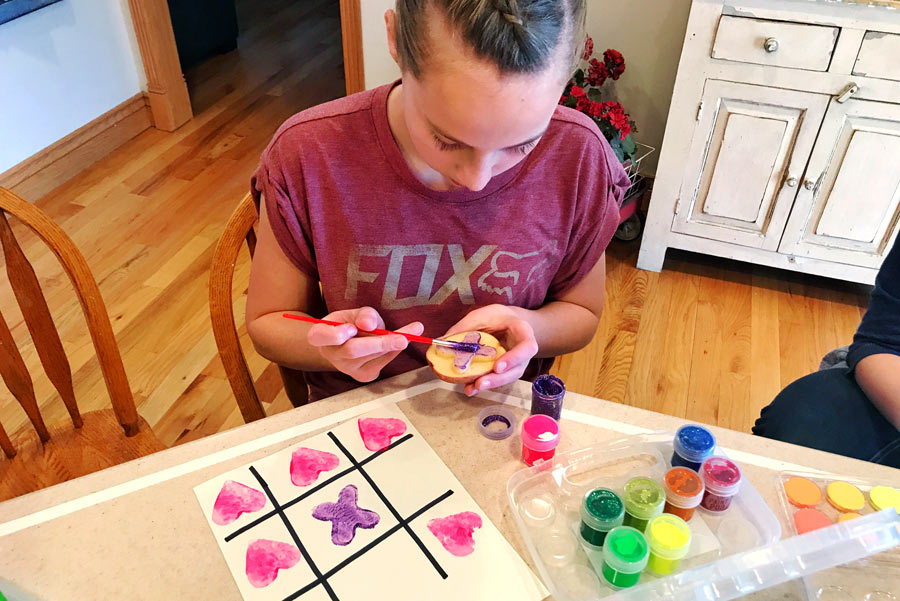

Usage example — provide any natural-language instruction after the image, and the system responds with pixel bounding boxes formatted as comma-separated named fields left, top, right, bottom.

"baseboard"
left=0, top=94, right=154, bottom=202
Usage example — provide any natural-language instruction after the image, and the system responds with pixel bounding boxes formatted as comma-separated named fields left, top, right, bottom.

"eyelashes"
left=431, top=134, right=538, bottom=156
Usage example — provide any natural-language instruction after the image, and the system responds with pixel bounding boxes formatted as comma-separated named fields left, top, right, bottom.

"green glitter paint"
left=600, top=527, right=649, bottom=590
left=622, top=477, right=665, bottom=532
left=580, top=488, right=624, bottom=547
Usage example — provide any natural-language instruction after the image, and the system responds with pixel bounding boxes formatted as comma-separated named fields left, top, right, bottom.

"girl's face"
left=387, top=9, right=567, bottom=192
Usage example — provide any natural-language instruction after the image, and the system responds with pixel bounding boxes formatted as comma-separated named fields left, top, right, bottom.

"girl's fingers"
left=307, top=322, right=358, bottom=347
left=354, top=306, right=385, bottom=332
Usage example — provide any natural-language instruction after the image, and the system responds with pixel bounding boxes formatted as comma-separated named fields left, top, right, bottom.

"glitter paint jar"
left=699, top=456, right=742, bottom=513
left=671, top=424, right=716, bottom=470
left=531, top=374, right=565, bottom=421
left=663, top=467, right=705, bottom=522
left=622, top=477, right=665, bottom=533
left=520, top=414, right=560, bottom=466
left=600, top=526, right=649, bottom=590
left=579, top=488, right=625, bottom=549
left=645, top=514, right=692, bottom=575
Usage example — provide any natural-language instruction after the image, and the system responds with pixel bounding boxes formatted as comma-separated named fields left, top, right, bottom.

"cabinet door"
left=673, top=81, right=829, bottom=250
left=779, top=99, right=900, bottom=268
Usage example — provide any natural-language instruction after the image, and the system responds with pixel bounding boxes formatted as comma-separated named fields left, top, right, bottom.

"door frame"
left=127, top=0, right=365, bottom=132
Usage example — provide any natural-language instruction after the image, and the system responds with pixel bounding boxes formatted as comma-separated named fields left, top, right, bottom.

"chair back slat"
left=0, top=308, right=50, bottom=444
left=209, top=194, right=266, bottom=422
left=0, top=188, right=139, bottom=438
left=0, top=421, right=14, bottom=459
left=0, top=210, right=82, bottom=429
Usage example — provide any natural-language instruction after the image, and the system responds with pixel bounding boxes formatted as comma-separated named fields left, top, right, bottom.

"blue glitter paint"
left=671, top=425, right=716, bottom=470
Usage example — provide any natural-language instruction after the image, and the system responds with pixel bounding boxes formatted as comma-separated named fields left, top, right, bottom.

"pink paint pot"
left=521, top=414, right=560, bottom=466
left=699, top=456, right=742, bottom=513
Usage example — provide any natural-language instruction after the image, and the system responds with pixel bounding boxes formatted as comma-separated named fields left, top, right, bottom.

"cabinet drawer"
left=712, top=16, right=838, bottom=71
left=854, top=32, right=900, bottom=81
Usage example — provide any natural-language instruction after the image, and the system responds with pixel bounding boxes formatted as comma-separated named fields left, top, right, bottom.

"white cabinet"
left=779, top=98, right=900, bottom=268
left=639, top=0, right=900, bottom=285
left=672, top=81, right=829, bottom=250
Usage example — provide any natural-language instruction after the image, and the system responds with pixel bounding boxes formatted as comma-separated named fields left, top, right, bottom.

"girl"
left=246, top=0, right=629, bottom=403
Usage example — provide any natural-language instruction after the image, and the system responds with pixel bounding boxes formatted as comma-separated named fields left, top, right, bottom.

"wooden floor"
left=0, top=0, right=870, bottom=451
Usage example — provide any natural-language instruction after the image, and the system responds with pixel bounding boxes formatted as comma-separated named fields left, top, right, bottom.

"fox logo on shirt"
left=345, top=243, right=554, bottom=309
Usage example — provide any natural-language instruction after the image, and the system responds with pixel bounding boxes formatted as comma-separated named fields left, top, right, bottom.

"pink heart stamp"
left=290, top=447, right=340, bottom=487
left=212, top=480, right=266, bottom=525
left=427, top=511, right=483, bottom=557
left=245, top=539, right=301, bottom=588
left=358, top=417, right=407, bottom=452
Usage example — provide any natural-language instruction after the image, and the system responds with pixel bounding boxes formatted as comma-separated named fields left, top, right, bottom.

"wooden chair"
left=209, top=193, right=310, bottom=424
left=0, top=187, right=164, bottom=501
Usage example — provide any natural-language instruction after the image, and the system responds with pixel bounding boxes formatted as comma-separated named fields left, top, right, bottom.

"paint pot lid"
left=624, top=477, right=666, bottom=519
left=602, top=526, right=650, bottom=573
left=581, top=487, right=625, bottom=531
left=700, top=456, right=742, bottom=496
left=476, top=405, right=516, bottom=440
left=521, top=414, right=560, bottom=451
left=673, top=424, right=716, bottom=463
left=665, top=467, right=705, bottom=508
left=646, top=514, right=693, bottom=560
left=826, top=481, right=865, bottom=512
left=870, top=486, right=900, bottom=512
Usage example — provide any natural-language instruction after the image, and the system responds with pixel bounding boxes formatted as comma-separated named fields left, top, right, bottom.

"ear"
left=385, top=10, right=401, bottom=65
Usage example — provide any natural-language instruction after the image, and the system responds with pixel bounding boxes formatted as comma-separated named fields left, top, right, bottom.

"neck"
left=386, top=83, right=455, bottom=191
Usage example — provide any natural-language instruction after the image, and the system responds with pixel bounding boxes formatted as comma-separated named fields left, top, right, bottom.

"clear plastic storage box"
left=507, top=432, right=900, bottom=601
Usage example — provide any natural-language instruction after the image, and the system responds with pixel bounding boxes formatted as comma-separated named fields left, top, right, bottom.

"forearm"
left=855, top=353, right=900, bottom=430
left=512, top=300, right=600, bottom=358
left=247, top=311, right=336, bottom=372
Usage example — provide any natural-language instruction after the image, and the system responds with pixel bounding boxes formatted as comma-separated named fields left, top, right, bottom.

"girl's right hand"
left=306, top=306, right=424, bottom=382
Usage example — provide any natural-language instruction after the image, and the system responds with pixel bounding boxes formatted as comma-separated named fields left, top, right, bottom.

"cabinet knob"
left=785, top=177, right=798, bottom=188
left=803, top=179, right=816, bottom=191
left=764, top=37, right=780, bottom=53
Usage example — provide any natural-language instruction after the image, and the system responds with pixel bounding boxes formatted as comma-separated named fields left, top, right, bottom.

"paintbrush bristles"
left=431, top=339, right=480, bottom=354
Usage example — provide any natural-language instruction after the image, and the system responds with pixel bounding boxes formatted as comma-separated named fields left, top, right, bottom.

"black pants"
left=753, top=368, right=900, bottom=468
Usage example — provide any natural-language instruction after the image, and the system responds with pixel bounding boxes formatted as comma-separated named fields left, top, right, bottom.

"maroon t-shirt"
left=251, top=81, right=629, bottom=401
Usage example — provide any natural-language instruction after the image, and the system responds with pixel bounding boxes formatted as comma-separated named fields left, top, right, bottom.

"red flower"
left=586, top=58, right=608, bottom=87
left=603, top=49, right=626, bottom=80
left=582, top=35, right=594, bottom=61
left=597, top=101, right=631, bottom=139
left=570, top=86, right=586, bottom=99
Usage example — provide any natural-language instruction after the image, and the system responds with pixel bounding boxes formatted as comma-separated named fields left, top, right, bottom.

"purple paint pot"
left=531, top=375, right=565, bottom=421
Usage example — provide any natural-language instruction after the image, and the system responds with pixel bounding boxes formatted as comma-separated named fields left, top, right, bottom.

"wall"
left=0, top=0, right=146, bottom=173
left=359, top=0, right=692, bottom=174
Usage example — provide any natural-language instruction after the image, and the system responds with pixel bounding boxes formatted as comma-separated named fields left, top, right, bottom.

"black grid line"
left=225, top=433, right=414, bottom=542
left=249, top=466, right=339, bottom=601
left=327, top=431, right=448, bottom=579
left=282, top=489, right=454, bottom=601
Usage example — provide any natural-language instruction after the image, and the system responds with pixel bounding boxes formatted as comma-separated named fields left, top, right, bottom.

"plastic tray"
left=774, top=471, right=900, bottom=601
left=507, top=432, right=900, bottom=601
left=507, top=431, right=781, bottom=600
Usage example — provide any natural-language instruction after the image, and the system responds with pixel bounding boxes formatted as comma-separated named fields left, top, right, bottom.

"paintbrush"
left=281, top=313, right=481, bottom=353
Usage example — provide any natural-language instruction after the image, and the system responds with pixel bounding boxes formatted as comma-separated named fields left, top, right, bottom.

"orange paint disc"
left=794, top=508, right=833, bottom=534
left=837, top=512, right=862, bottom=523
left=784, top=476, right=822, bottom=508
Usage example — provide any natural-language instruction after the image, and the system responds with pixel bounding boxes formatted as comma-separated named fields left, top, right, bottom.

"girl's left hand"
left=443, top=304, right=539, bottom=396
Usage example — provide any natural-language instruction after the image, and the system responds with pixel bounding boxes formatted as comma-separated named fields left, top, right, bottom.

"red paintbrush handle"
left=282, top=313, right=434, bottom=344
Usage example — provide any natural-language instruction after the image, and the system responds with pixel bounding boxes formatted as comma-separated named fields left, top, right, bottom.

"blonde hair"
left=395, top=0, right=586, bottom=78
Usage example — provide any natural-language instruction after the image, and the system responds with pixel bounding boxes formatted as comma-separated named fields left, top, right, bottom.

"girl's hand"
left=307, top=307, right=424, bottom=382
left=443, top=304, right=539, bottom=396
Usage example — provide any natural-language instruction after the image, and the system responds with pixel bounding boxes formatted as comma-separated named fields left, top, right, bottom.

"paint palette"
left=507, top=431, right=781, bottom=600
left=774, top=471, right=900, bottom=601
left=194, top=404, right=545, bottom=601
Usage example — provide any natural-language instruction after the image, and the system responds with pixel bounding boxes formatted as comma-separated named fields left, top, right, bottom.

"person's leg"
left=753, top=368, right=900, bottom=468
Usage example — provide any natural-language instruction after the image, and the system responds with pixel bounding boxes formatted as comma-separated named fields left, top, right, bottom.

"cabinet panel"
left=780, top=99, right=900, bottom=267
left=672, top=81, right=830, bottom=250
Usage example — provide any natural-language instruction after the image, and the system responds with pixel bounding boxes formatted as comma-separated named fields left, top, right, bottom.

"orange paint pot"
left=662, top=467, right=705, bottom=522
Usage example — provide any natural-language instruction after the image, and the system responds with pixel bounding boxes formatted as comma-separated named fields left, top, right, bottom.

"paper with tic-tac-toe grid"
left=194, top=404, right=545, bottom=601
